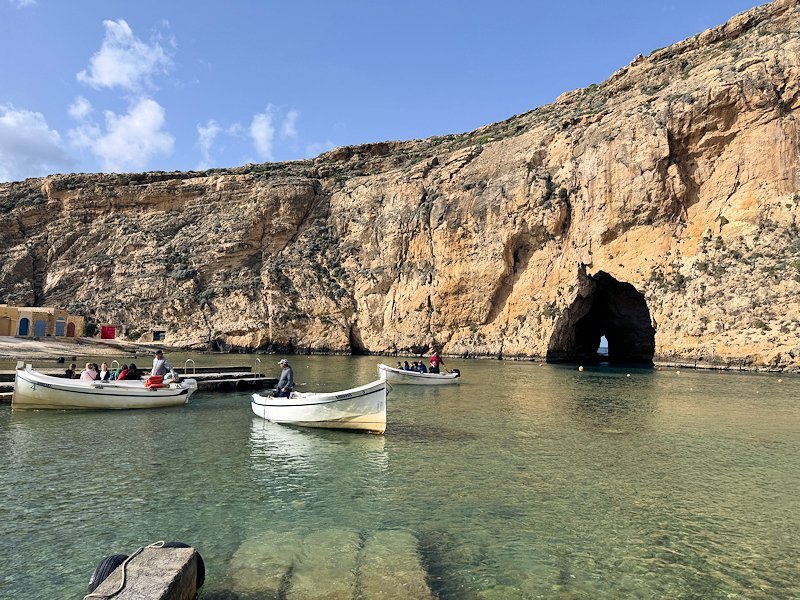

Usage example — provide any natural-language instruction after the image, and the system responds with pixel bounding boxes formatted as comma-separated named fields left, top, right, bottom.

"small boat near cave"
left=12, top=364, right=198, bottom=410
left=377, top=363, right=461, bottom=385
left=251, top=378, right=387, bottom=434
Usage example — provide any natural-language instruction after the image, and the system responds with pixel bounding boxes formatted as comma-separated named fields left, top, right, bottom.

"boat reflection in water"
left=248, top=417, right=387, bottom=483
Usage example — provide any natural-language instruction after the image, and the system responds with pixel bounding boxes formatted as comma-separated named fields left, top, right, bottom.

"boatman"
left=152, top=349, right=178, bottom=380
left=429, top=350, right=445, bottom=374
left=275, top=359, right=294, bottom=397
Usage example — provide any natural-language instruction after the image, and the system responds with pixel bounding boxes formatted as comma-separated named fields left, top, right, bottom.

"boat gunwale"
left=377, top=363, right=459, bottom=380
left=15, top=370, right=192, bottom=398
left=251, top=379, right=386, bottom=408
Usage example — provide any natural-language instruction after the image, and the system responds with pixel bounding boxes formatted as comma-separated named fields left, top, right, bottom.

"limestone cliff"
left=2, top=0, right=799, bottom=370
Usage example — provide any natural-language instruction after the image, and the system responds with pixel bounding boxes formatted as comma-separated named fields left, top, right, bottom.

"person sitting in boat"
left=403, top=360, right=411, bottom=371
left=92, top=363, right=101, bottom=380
left=119, top=363, right=141, bottom=381
left=429, top=351, right=445, bottom=374
left=151, top=350, right=178, bottom=380
left=98, top=362, right=112, bottom=381
left=64, top=363, right=77, bottom=379
left=417, top=362, right=428, bottom=373
left=274, top=359, right=294, bottom=397
left=396, top=361, right=403, bottom=369
left=115, top=364, right=129, bottom=380
left=111, top=363, right=125, bottom=380
left=79, top=362, right=97, bottom=382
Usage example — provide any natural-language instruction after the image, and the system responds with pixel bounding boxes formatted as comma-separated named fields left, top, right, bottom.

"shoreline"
left=0, top=337, right=795, bottom=374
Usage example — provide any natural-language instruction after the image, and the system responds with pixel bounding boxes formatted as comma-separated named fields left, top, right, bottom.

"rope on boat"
left=83, top=541, right=165, bottom=600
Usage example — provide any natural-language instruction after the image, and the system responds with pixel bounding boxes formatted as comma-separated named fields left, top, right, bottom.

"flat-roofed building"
left=0, top=304, right=85, bottom=338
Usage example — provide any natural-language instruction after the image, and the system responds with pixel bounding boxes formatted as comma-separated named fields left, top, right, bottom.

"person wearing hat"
left=151, top=349, right=178, bottom=380
left=275, top=359, right=294, bottom=397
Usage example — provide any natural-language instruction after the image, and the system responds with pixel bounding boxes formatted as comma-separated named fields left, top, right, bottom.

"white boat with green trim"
left=377, top=363, right=460, bottom=385
left=251, top=378, right=387, bottom=434
left=12, top=364, right=198, bottom=410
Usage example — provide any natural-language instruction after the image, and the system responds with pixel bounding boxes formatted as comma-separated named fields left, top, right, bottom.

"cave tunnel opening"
left=546, top=271, right=655, bottom=366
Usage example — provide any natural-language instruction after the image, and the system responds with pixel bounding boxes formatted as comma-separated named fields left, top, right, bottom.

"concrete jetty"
left=89, top=547, right=200, bottom=599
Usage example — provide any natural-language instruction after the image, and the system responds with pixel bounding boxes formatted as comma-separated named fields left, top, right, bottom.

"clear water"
left=0, top=356, right=798, bottom=599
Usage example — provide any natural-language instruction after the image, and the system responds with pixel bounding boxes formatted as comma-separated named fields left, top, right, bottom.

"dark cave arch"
left=546, top=271, right=655, bottom=366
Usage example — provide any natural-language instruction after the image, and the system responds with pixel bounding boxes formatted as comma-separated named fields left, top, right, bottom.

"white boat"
left=251, top=378, right=387, bottom=434
left=377, top=363, right=460, bottom=385
left=12, top=364, right=198, bottom=410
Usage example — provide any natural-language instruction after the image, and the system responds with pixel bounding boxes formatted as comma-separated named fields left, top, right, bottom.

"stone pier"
left=90, top=547, right=199, bottom=600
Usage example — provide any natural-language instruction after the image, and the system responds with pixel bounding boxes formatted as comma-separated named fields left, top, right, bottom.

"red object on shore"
left=100, top=326, right=116, bottom=339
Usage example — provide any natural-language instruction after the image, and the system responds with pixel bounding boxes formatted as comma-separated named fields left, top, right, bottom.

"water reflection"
left=563, top=367, right=658, bottom=435
left=1, top=358, right=798, bottom=599
left=248, top=418, right=388, bottom=498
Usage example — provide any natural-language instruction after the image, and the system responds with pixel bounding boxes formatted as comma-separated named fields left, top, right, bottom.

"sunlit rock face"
left=1, top=0, right=799, bottom=370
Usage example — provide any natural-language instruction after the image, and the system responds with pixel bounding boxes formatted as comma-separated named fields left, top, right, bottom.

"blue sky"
left=0, top=0, right=762, bottom=182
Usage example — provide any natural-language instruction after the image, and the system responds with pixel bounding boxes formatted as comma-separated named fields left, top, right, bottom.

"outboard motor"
left=452, top=369, right=460, bottom=377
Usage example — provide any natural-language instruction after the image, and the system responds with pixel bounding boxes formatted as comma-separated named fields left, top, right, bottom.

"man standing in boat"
left=429, top=350, right=445, bottom=374
left=152, top=349, right=178, bottom=380
left=275, top=359, right=294, bottom=397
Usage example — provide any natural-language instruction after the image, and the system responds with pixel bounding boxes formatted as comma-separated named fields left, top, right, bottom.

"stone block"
left=359, top=530, right=434, bottom=600
left=91, top=547, right=197, bottom=600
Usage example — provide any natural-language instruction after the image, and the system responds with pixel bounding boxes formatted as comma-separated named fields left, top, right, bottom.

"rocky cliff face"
left=2, top=0, right=800, bottom=370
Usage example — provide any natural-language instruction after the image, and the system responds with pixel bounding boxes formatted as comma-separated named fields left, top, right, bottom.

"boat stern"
left=177, top=378, right=198, bottom=401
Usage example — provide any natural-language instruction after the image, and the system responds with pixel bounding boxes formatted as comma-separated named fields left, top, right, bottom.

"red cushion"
left=145, top=376, right=165, bottom=388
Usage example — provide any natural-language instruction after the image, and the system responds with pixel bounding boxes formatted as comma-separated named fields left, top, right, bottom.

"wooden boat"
left=12, top=364, right=198, bottom=410
left=377, top=363, right=460, bottom=385
left=251, top=378, right=387, bottom=434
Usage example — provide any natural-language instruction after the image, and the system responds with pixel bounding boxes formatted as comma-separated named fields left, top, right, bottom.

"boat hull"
left=12, top=367, right=197, bottom=410
left=377, top=363, right=460, bottom=385
left=251, top=379, right=387, bottom=434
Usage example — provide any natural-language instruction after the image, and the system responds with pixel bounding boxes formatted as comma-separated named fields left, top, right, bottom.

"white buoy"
left=578, top=366, right=584, bottom=372
left=626, top=373, right=631, bottom=377
left=676, top=370, right=681, bottom=374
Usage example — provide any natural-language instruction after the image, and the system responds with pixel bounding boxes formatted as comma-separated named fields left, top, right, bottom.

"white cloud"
left=77, top=19, right=172, bottom=92
left=196, top=119, right=221, bottom=170
left=281, top=109, right=299, bottom=139
left=69, top=98, right=173, bottom=173
left=305, top=140, right=336, bottom=158
left=250, top=107, right=276, bottom=161
left=0, top=104, right=72, bottom=182
left=68, top=96, right=93, bottom=121
left=67, top=97, right=100, bottom=149
left=9, top=0, right=36, bottom=7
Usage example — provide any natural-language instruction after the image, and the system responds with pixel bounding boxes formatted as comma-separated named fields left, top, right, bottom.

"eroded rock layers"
left=1, top=0, right=799, bottom=369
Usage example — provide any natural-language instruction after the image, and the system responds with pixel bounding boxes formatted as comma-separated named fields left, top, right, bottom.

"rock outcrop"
left=2, top=0, right=799, bottom=370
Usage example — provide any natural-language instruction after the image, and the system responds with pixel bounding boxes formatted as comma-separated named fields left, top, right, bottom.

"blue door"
left=34, top=319, right=46, bottom=337
left=55, top=318, right=66, bottom=336
left=19, top=318, right=29, bottom=336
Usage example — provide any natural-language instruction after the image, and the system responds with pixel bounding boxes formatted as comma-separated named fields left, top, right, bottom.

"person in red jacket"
left=429, top=351, right=445, bottom=374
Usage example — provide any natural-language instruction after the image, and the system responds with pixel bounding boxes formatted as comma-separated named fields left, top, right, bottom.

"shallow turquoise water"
left=0, top=356, right=798, bottom=598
